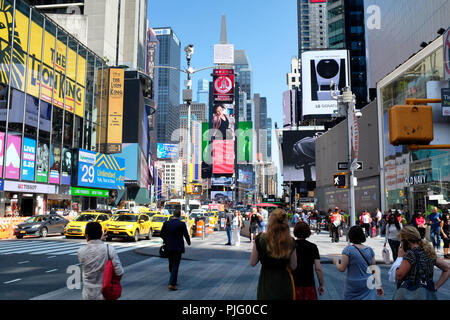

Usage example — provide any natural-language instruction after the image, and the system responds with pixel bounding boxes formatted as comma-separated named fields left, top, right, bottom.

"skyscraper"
left=253, top=94, right=270, bottom=162
left=196, top=79, right=209, bottom=105
left=234, top=50, right=253, bottom=122
left=154, top=27, right=181, bottom=143
left=297, top=0, right=328, bottom=56
left=327, top=0, right=368, bottom=108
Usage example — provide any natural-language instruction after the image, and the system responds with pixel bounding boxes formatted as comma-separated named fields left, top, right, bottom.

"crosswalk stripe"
left=0, top=241, right=47, bottom=250
left=0, top=242, right=81, bottom=254
left=29, top=244, right=83, bottom=255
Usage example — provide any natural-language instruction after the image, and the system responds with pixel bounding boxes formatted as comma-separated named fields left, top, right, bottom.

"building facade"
left=297, top=0, right=328, bottom=55
left=327, top=0, right=368, bottom=108
left=377, top=35, right=449, bottom=214
left=0, top=0, right=125, bottom=215
left=154, top=27, right=181, bottom=144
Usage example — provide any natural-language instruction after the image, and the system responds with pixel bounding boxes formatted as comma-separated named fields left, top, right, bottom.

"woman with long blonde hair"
left=250, top=208, right=297, bottom=300
left=394, top=226, right=450, bottom=300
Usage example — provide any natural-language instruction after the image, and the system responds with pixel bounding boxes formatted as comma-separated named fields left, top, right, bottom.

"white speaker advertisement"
left=301, top=50, right=349, bottom=117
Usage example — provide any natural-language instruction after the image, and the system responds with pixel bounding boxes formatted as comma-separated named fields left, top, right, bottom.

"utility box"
left=388, top=105, right=433, bottom=146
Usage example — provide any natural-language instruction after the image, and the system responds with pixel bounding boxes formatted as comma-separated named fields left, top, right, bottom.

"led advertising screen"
left=76, top=149, right=125, bottom=190
left=61, top=148, right=72, bottom=185
left=157, top=143, right=179, bottom=159
left=282, top=130, right=324, bottom=182
left=301, top=50, right=349, bottom=117
left=238, top=170, right=253, bottom=185
left=213, top=69, right=234, bottom=103
left=237, top=121, right=252, bottom=162
left=210, top=191, right=233, bottom=203
left=36, top=142, right=49, bottom=182
left=49, top=145, right=61, bottom=184
left=212, top=104, right=235, bottom=140
left=212, top=140, right=234, bottom=175
left=5, top=134, right=21, bottom=179
left=21, top=137, right=36, bottom=181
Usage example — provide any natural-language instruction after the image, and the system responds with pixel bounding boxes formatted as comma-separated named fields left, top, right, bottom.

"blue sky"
left=148, top=0, right=298, bottom=195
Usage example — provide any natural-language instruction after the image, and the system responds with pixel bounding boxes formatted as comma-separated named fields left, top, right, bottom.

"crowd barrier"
left=0, top=217, right=27, bottom=240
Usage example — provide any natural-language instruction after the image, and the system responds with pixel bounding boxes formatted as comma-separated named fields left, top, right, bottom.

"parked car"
left=14, top=215, right=69, bottom=238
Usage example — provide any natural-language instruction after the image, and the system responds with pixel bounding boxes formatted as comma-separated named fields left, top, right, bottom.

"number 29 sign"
left=76, top=149, right=125, bottom=190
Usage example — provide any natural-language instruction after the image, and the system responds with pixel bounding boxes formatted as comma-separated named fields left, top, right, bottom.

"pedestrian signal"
left=333, top=174, right=347, bottom=188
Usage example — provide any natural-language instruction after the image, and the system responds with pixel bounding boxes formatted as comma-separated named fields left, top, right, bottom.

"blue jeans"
left=260, top=222, right=267, bottom=232
left=226, top=226, right=232, bottom=244
left=430, top=227, right=441, bottom=250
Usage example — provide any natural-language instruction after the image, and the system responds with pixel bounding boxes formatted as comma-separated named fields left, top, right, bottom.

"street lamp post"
left=151, top=44, right=215, bottom=213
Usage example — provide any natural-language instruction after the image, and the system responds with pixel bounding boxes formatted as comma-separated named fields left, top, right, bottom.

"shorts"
left=250, top=225, right=259, bottom=234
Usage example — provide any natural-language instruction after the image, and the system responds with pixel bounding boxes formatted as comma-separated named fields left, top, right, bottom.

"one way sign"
left=350, top=161, right=363, bottom=171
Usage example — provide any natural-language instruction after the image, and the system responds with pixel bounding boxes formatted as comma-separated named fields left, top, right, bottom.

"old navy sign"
left=405, top=175, right=426, bottom=186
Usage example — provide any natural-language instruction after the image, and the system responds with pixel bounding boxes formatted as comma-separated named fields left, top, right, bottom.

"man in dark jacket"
left=160, top=209, right=191, bottom=291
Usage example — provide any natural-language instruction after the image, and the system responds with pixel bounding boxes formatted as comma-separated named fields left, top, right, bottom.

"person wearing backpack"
left=77, top=222, right=124, bottom=300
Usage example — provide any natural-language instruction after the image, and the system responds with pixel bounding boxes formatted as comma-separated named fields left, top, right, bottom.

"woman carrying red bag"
left=78, top=222, right=124, bottom=300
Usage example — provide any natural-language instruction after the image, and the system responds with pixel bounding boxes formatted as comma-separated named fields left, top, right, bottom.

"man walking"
left=160, top=209, right=191, bottom=291
left=375, top=208, right=382, bottom=237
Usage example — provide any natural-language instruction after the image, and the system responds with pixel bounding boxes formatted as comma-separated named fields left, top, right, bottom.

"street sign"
left=442, top=87, right=450, bottom=116
left=350, top=160, right=363, bottom=171
left=337, top=162, right=349, bottom=170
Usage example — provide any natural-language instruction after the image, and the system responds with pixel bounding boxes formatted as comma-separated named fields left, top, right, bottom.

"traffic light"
left=388, top=104, right=433, bottom=146
left=333, top=173, right=347, bottom=188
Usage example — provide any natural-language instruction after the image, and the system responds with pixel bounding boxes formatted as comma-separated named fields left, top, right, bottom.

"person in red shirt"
left=331, top=207, right=342, bottom=243
left=412, top=211, right=426, bottom=239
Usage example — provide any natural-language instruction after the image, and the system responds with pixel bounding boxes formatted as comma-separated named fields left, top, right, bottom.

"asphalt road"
left=0, top=234, right=163, bottom=300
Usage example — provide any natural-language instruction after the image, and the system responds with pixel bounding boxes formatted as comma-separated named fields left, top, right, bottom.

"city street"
left=2, top=229, right=450, bottom=300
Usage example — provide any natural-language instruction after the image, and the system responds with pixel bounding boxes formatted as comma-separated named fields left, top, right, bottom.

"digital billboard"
left=282, top=130, right=324, bottom=181
left=238, top=121, right=252, bottom=162
left=75, top=149, right=125, bottom=190
left=210, top=191, right=233, bottom=203
left=301, top=50, right=349, bottom=117
left=238, top=170, right=253, bottom=185
left=212, top=140, right=234, bottom=175
left=5, top=134, right=21, bottom=179
left=157, top=143, right=179, bottom=159
left=21, top=137, right=36, bottom=181
left=213, top=69, right=234, bottom=103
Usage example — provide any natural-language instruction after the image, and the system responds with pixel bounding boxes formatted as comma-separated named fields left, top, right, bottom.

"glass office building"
left=377, top=35, right=450, bottom=214
left=0, top=0, right=112, bottom=216
left=327, top=0, right=368, bottom=108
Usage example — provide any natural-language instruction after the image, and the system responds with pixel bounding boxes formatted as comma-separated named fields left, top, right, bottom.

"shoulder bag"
left=102, top=244, right=122, bottom=300
left=159, top=244, right=168, bottom=258
left=393, top=249, right=437, bottom=300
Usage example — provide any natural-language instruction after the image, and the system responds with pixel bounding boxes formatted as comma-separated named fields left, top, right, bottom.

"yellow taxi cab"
left=104, top=213, right=153, bottom=242
left=65, top=212, right=111, bottom=238
left=150, top=214, right=171, bottom=235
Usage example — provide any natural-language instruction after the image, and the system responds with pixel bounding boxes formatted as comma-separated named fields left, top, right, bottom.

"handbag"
left=102, top=244, right=122, bottom=300
left=159, top=244, right=168, bottom=258
left=382, top=247, right=391, bottom=264
left=393, top=249, right=437, bottom=300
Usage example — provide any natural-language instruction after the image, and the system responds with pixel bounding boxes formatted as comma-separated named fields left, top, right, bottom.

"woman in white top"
left=78, top=222, right=124, bottom=300
left=232, top=210, right=242, bottom=246
left=384, top=213, right=402, bottom=262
